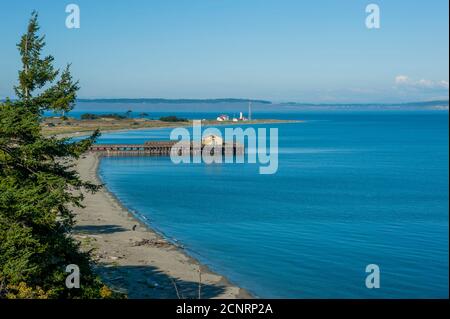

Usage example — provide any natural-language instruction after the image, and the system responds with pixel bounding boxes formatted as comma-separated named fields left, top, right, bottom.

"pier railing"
left=89, top=140, right=244, bottom=156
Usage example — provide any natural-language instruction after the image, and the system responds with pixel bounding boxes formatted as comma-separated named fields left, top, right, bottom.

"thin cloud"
left=395, top=75, right=410, bottom=85
left=395, top=75, right=449, bottom=89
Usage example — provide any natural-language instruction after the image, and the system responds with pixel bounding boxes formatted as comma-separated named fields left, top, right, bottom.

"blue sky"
left=0, top=0, right=448, bottom=102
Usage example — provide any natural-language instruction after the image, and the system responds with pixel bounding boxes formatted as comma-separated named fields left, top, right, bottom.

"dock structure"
left=89, top=140, right=244, bottom=157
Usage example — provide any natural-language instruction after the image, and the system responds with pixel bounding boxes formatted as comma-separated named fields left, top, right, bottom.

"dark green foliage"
left=80, top=113, right=126, bottom=120
left=159, top=115, right=188, bottom=122
left=80, top=113, right=100, bottom=120
left=0, top=12, right=111, bottom=298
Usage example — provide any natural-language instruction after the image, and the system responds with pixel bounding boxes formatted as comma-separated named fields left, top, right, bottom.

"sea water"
left=95, top=111, right=448, bottom=298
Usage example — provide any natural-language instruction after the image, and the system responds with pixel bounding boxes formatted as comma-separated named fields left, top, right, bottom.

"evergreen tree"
left=0, top=12, right=112, bottom=298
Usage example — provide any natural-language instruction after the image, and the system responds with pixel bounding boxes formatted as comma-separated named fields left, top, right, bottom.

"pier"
left=89, top=140, right=244, bottom=157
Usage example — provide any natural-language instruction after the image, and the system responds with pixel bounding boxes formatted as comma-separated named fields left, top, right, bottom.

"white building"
left=202, top=134, right=223, bottom=146
left=216, top=114, right=230, bottom=121
left=238, top=111, right=248, bottom=121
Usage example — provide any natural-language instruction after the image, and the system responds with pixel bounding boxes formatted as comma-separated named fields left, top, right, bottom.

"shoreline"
left=72, top=152, right=252, bottom=299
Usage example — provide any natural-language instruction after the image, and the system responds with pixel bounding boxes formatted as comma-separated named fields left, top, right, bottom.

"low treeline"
left=159, top=115, right=188, bottom=122
left=80, top=113, right=187, bottom=122
left=80, top=112, right=150, bottom=120
left=81, top=113, right=127, bottom=120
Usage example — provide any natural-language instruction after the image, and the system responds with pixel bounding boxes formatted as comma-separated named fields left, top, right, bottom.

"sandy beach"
left=72, top=152, right=251, bottom=299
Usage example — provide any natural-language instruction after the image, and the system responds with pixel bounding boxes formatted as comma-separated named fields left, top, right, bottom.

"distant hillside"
left=5, top=98, right=448, bottom=111
left=279, top=100, right=449, bottom=110
left=76, top=98, right=272, bottom=104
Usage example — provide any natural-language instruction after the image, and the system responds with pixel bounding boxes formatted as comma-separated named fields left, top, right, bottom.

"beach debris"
left=75, top=234, right=102, bottom=239
left=132, top=238, right=171, bottom=248
left=109, top=256, right=123, bottom=261
left=94, top=254, right=104, bottom=260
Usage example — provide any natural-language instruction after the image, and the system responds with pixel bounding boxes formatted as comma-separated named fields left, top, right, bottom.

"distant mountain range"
left=76, top=98, right=272, bottom=104
left=73, top=98, right=449, bottom=111
left=3, top=98, right=448, bottom=110
left=279, top=100, right=449, bottom=109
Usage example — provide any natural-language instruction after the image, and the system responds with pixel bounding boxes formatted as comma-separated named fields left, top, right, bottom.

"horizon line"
left=75, top=98, right=449, bottom=105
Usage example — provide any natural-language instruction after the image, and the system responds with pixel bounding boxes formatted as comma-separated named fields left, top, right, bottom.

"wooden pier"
left=89, top=140, right=244, bottom=157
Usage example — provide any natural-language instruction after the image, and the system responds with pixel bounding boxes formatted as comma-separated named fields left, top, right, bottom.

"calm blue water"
left=94, top=111, right=448, bottom=298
